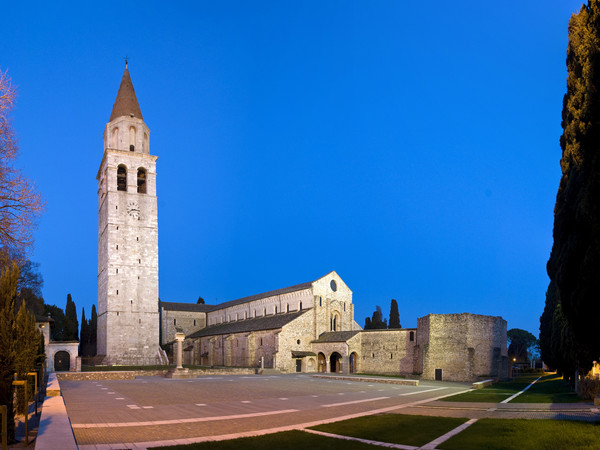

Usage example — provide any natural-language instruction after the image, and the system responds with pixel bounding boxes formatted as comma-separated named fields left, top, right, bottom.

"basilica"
left=97, top=66, right=508, bottom=382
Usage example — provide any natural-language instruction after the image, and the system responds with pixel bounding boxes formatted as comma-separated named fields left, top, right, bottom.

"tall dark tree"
left=542, top=1, right=600, bottom=375
left=364, top=317, right=372, bottom=330
left=389, top=299, right=401, bottom=329
left=44, top=304, right=68, bottom=341
left=80, top=307, right=89, bottom=356
left=0, top=262, right=19, bottom=442
left=90, top=304, right=97, bottom=356
left=370, top=305, right=387, bottom=329
left=507, top=328, right=538, bottom=363
left=64, top=293, right=78, bottom=341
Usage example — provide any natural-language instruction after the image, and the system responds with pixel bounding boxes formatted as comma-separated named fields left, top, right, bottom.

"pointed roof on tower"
left=109, top=63, right=144, bottom=122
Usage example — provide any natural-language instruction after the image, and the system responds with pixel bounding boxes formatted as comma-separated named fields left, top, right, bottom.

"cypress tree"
left=90, top=304, right=97, bottom=356
left=0, top=262, right=19, bottom=442
left=80, top=307, right=88, bottom=356
left=542, top=1, right=600, bottom=374
left=64, top=294, right=79, bottom=341
left=389, top=299, right=401, bottom=329
left=364, top=317, right=372, bottom=329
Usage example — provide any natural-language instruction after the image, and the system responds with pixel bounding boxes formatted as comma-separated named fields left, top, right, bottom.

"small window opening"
left=297, top=339, right=300, bottom=345
left=174, top=319, right=176, bottom=326
left=286, top=304, right=289, bottom=313
left=260, top=338, right=263, bottom=346
left=390, top=353, right=393, bottom=359
left=410, top=331, right=415, bottom=342
left=116, top=268, right=118, bottom=273
left=117, top=165, right=127, bottom=191
left=275, top=306, right=277, bottom=314
left=193, top=320, right=196, bottom=326
left=299, top=302, right=302, bottom=311
left=137, top=168, right=147, bottom=193
left=116, top=290, right=119, bottom=295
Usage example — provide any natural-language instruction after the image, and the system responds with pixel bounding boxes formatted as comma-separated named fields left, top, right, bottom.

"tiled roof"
left=160, top=301, right=216, bottom=313
left=109, top=65, right=144, bottom=122
left=187, top=310, right=309, bottom=339
left=313, top=331, right=361, bottom=343
left=210, top=281, right=314, bottom=311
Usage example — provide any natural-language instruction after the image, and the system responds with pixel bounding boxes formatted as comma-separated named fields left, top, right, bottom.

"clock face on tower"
left=127, top=200, right=140, bottom=219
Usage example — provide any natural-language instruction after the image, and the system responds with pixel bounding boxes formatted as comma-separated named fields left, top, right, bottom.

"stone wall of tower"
left=97, top=147, right=160, bottom=365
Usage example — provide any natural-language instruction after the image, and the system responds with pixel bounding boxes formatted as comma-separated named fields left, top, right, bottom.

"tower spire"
left=109, top=64, right=143, bottom=122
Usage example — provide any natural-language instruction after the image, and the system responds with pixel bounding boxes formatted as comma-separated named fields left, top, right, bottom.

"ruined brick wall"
left=358, top=329, right=417, bottom=375
left=419, top=313, right=507, bottom=382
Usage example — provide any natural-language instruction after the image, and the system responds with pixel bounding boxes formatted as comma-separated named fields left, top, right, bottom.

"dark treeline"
left=364, top=299, right=402, bottom=330
left=540, top=0, right=600, bottom=379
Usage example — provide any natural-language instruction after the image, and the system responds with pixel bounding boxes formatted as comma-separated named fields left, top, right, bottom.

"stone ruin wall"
left=419, top=313, right=507, bottom=382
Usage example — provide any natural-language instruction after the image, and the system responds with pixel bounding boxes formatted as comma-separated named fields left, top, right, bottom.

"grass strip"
left=440, top=373, right=582, bottom=403
left=440, top=418, right=600, bottom=450
left=151, top=430, right=376, bottom=449
left=516, top=374, right=583, bottom=403
left=310, top=413, right=467, bottom=446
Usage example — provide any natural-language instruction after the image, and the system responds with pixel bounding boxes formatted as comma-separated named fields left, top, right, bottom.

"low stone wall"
left=313, top=374, right=419, bottom=386
left=57, top=367, right=255, bottom=381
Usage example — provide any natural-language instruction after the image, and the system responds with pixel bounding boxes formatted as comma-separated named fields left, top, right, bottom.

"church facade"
left=97, top=67, right=508, bottom=381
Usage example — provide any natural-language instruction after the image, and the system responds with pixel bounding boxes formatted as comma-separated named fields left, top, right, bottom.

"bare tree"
left=0, top=69, right=43, bottom=253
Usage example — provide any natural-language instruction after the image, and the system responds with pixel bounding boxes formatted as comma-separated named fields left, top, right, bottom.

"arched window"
left=143, top=133, right=149, bottom=152
left=137, top=168, right=147, bottom=193
left=299, top=302, right=302, bottom=311
left=112, top=127, right=119, bottom=148
left=117, top=165, right=127, bottom=191
left=129, top=126, right=136, bottom=151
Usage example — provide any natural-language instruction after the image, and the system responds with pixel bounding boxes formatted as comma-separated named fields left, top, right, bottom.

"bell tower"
left=97, top=64, right=160, bottom=365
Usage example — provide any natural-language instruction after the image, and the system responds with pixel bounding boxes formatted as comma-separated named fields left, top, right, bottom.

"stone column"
left=175, top=332, right=185, bottom=369
left=326, top=357, right=330, bottom=373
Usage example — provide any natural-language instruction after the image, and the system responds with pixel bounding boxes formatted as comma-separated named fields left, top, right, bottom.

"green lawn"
left=441, top=373, right=583, bottom=403
left=151, top=430, right=375, bottom=449
left=517, top=374, right=583, bottom=403
left=440, top=418, right=600, bottom=450
left=310, top=414, right=467, bottom=447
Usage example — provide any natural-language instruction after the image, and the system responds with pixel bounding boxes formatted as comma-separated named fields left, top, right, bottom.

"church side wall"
left=359, top=330, right=417, bottom=375
left=206, top=289, right=313, bottom=326
left=160, top=309, right=206, bottom=346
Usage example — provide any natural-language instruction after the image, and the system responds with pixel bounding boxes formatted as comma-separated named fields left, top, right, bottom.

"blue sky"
left=1, top=1, right=585, bottom=335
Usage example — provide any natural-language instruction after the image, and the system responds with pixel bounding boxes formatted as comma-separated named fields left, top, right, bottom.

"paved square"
left=60, top=374, right=470, bottom=448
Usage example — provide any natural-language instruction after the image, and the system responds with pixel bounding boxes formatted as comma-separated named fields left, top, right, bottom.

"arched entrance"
left=318, top=353, right=326, bottom=372
left=330, top=352, right=342, bottom=373
left=349, top=352, right=358, bottom=373
left=54, top=351, right=70, bottom=372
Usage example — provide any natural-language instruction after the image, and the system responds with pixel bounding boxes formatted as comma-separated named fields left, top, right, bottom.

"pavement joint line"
left=399, top=387, right=447, bottom=396
left=500, top=376, right=542, bottom=404
left=71, top=408, right=300, bottom=429
left=418, top=418, right=478, bottom=449
left=303, top=428, right=417, bottom=449
left=322, top=397, right=390, bottom=408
